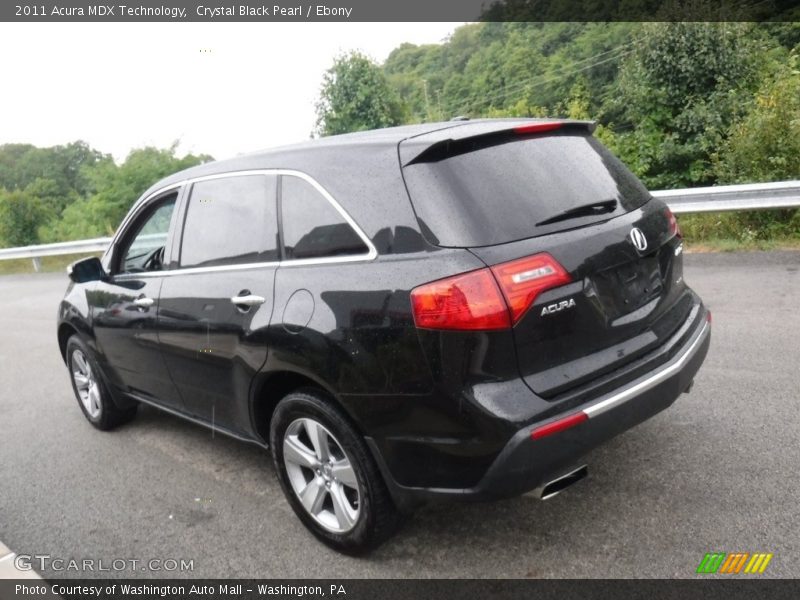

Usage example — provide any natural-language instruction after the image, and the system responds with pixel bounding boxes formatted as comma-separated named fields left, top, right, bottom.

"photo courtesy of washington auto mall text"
left=13, top=583, right=347, bottom=597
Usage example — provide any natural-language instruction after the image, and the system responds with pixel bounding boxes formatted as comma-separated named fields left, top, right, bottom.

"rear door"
left=157, top=173, right=278, bottom=433
left=401, top=123, right=691, bottom=398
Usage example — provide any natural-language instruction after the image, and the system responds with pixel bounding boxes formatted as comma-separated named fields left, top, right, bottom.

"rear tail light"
left=490, top=253, right=572, bottom=324
left=410, top=269, right=511, bottom=331
left=411, top=253, right=571, bottom=331
left=666, top=207, right=681, bottom=239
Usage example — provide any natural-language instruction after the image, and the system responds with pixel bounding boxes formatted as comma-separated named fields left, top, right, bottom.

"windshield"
left=402, top=133, right=651, bottom=247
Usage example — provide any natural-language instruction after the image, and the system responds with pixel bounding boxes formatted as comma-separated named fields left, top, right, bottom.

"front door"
left=157, top=174, right=278, bottom=434
left=91, top=191, right=183, bottom=407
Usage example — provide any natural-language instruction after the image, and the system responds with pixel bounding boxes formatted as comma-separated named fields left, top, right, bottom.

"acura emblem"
left=629, top=227, right=648, bottom=252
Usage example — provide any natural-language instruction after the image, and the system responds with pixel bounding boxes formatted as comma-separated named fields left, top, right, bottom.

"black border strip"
left=3, top=579, right=800, bottom=600
left=2, top=0, right=800, bottom=22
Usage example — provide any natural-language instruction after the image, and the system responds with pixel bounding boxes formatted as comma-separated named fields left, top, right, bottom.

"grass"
left=0, top=252, right=102, bottom=276
left=677, top=211, right=800, bottom=250
left=685, top=238, right=800, bottom=253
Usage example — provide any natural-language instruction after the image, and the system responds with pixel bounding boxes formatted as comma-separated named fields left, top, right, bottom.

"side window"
left=281, top=176, right=368, bottom=260
left=180, top=175, right=279, bottom=268
left=118, top=196, right=176, bottom=274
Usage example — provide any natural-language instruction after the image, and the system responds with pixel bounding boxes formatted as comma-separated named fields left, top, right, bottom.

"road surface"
left=1, top=251, right=798, bottom=578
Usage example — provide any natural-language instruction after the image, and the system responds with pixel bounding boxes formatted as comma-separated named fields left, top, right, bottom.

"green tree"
left=0, top=189, right=45, bottom=247
left=314, top=51, right=406, bottom=136
left=44, top=145, right=211, bottom=241
left=383, top=23, right=634, bottom=123
left=0, top=141, right=108, bottom=198
left=715, top=50, right=800, bottom=184
left=612, top=20, right=769, bottom=188
left=24, top=176, right=79, bottom=220
left=711, top=49, right=800, bottom=239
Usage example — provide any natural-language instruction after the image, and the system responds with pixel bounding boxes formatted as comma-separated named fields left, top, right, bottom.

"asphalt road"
left=1, top=251, right=799, bottom=579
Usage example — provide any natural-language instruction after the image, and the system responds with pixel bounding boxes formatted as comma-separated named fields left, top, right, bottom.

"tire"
left=270, top=390, right=401, bottom=553
left=65, top=335, right=137, bottom=431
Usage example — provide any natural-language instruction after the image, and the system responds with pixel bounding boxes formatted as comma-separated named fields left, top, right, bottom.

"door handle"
left=133, top=297, right=154, bottom=307
left=230, top=294, right=266, bottom=308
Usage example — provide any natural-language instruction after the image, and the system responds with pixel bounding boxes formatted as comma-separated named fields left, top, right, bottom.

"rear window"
left=281, top=175, right=369, bottom=260
left=402, top=132, right=651, bottom=247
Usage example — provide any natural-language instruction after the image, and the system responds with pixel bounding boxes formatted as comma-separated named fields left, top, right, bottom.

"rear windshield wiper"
left=535, top=199, right=618, bottom=227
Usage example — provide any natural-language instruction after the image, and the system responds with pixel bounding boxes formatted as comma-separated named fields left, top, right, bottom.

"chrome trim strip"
left=583, top=320, right=710, bottom=418
left=113, top=251, right=379, bottom=279
left=114, top=260, right=282, bottom=279
left=108, top=168, right=377, bottom=279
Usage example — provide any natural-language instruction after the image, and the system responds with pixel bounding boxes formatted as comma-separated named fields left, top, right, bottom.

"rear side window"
left=281, top=175, right=368, bottom=260
left=402, top=132, right=651, bottom=247
left=180, top=175, right=279, bottom=268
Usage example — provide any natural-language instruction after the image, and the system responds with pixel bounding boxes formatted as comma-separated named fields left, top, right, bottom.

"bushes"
left=700, top=49, right=800, bottom=243
left=0, top=189, right=46, bottom=247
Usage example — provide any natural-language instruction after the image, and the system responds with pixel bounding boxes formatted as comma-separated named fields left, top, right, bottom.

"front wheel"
left=66, top=335, right=137, bottom=430
left=270, top=390, right=401, bottom=553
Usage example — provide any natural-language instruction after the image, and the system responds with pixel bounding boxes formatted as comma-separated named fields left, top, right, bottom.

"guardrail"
left=0, top=233, right=166, bottom=271
left=0, top=237, right=112, bottom=271
left=652, top=180, right=800, bottom=214
left=1, top=180, right=799, bottom=272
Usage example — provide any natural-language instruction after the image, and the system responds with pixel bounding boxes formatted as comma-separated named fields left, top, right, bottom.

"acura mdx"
left=57, top=119, right=711, bottom=552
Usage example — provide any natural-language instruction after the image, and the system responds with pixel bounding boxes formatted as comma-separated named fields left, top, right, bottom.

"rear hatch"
left=401, top=120, right=692, bottom=398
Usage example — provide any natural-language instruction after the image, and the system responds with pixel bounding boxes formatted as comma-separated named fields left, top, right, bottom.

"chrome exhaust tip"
left=534, top=465, right=588, bottom=500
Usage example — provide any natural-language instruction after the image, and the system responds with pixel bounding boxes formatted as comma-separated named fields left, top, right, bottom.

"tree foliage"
left=314, top=51, right=406, bottom=136
left=710, top=49, right=800, bottom=240
left=0, top=189, right=45, bottom=247
left=382, top=23, right=634, bottom=123
left=315, top=20, right=799, bottom=242
left=715, top=50, right=800, bottom=184
left=0, top=142, right=211, bottom=247
left=44, top=145, right=211, bottom=241
left=609, top=21, right=768, bottom=189
left=0, top=141, right=108, bottom=199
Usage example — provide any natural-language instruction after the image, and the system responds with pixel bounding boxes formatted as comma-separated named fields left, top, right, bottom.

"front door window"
left=118, top=197, right=177, bottom=274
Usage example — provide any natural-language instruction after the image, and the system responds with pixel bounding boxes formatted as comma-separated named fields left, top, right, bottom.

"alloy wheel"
left=72, top=349, right=101, bottom=419
left=282, top=418, right=361, bottom=533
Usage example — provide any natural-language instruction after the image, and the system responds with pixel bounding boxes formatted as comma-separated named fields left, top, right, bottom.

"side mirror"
left=67, top=256, right=107, bottom=283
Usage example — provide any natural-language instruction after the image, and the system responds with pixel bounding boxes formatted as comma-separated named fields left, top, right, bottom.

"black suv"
left=58, top=119, right=710, bottom=552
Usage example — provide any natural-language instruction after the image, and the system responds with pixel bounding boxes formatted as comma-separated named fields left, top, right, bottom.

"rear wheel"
left=270, top=390, right=400, bottom=553
left=66, top=335, right=137, bottom=430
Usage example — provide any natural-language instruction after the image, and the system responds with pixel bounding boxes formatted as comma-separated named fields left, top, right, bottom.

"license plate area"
left=594, top=256, right=663, bottom=318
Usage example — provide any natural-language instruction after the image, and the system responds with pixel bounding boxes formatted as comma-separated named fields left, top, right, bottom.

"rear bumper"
left=369, top=309, right=711, bottom=507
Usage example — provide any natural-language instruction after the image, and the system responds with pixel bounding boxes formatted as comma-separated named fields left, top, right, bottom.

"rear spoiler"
left=400, top=119, right=596, bottom=166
